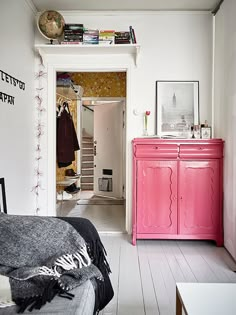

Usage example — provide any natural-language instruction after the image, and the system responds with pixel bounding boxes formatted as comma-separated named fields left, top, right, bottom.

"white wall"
left=35, top=11, right=213, bottom=231
left=214, top=0, right=236, bottom=260
left=36, top=11, right=213, bottom=130
left=0, top=1, right=36, bottom=214
left=82, top=107, right=94, bottom=137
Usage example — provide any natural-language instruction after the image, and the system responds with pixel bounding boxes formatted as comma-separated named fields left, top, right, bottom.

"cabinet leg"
left=216, top=237, right=224, bottom=247
left=132, top=234, right=136, bottom=246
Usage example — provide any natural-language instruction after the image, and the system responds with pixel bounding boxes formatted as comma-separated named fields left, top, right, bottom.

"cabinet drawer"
left=179, top=144, right=223, bottom=159
left=134, top=144, right=178, bottom=158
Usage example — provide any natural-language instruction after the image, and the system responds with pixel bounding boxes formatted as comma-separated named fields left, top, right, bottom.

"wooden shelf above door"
left=35, top=43, right=141, bottom=66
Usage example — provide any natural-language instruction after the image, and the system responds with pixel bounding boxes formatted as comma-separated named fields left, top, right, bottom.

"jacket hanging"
left=57, top=102, right=80, bottom=168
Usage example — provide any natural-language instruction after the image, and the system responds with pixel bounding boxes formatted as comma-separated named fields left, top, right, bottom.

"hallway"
left=57, top=191, right=125, bottom=233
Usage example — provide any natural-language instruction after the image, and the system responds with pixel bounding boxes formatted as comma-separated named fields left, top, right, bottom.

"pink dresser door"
left=136, top=160, right=178, bottom=234
left=178, top=160, right=220, bottom=235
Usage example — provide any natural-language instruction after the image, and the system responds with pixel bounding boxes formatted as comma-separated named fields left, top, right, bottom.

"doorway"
left=81, top=99, right=125, bottom=198
left=56, top=72, right=127, bottom=232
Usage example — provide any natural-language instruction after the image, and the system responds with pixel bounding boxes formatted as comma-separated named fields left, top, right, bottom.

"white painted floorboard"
left=56, top=194, right=236, bottom=314
left=100, top=235, right=236, bottom=315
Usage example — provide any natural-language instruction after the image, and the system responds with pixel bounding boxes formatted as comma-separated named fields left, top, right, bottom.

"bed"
left=0, top=214, right=113, bottom=314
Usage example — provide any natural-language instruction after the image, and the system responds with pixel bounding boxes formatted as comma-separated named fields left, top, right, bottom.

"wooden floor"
left=56, top=192, right=236, bottom=314
left=99, top=234, right=236, bottom=315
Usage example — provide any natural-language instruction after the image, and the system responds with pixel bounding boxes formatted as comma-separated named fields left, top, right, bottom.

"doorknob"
left=94, top=140, right=97, bottom=144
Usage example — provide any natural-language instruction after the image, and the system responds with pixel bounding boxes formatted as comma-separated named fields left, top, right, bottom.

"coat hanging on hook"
left=57, top=102, right=80, bottom=167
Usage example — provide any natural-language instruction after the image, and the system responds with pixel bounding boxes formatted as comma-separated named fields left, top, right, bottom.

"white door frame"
left=46, top=60, right=132, bottom=233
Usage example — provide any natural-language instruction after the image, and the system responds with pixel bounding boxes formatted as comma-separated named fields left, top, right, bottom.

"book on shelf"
left=99, top=30, right=115, bottom=33
left=115, top=31, right=130, bottom=38
left=129, top=26, right=137, bottom=44
left=64, top=29, right=84, bottom=34
left=98, top=40, right=114, bottom=45
left=99, top=30, right=115, bottom=44
left=115, top=31, right=131, bottom=44
left=64, top=24, right=84, bottom=30
left=82, top=41, right=99, bottom=45
left=64, top=31, right=84, bottom=37
left=64, top=36, right=83, bottom=41
left=83, top=29, right=99, bottom=35
left=83, top=30, right=99, bottom=43
left=63, top=25, right=84, bottom=42
left=60, top=41, right=84, bottom=45
left=64, top=33, right=83, bottom=38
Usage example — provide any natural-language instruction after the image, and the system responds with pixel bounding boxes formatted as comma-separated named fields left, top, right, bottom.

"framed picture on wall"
left=155, top=81, right=199, bottom=137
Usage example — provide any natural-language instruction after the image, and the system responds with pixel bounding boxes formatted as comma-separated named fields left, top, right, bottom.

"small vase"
left=143, top=114, right=148, bottom=136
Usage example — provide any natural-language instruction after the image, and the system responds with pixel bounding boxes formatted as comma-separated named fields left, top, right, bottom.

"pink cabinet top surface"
left=133, top=138, right=224, bottom=159
left=133, top=138, right=224, bottom=145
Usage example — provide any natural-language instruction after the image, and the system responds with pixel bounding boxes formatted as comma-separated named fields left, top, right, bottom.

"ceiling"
left=31, top=0, right=222, bottom=12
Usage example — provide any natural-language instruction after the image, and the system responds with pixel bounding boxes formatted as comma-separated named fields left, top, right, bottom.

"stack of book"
left=99, top=30, right=115, bottom=45
left=114, top=31, right=131, bottom=44
left=62, top=24, right=84, bottom=44
left=83, top=29, right=99, bottom=45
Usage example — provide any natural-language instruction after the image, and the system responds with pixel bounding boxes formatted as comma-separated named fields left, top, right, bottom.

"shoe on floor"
left=64, top=183, right=80, bottom=194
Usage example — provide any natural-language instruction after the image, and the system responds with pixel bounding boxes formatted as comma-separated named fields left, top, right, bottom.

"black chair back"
left=0, top=178, right=7, bottom=213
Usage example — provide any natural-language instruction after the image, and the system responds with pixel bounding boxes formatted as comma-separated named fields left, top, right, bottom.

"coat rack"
left=56, top=92, right=73, bottom=104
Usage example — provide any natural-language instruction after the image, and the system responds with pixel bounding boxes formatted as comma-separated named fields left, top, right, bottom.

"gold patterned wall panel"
left=70, top=72, right=126, bottom=97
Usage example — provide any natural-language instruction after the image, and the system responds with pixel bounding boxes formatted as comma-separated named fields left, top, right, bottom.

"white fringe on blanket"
left=38, top=245, right=91, bottom=278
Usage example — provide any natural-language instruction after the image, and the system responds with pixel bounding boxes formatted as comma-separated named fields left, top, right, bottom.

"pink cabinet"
left=132, top=138, right=224, bottom=246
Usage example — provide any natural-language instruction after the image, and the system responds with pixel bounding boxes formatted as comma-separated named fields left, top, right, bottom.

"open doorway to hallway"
left=56, top=71, right=127, bottom=233
left=81, top=99, right=125, bottom=197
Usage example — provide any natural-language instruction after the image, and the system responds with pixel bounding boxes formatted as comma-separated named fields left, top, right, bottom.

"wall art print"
left=156, top=80, right=199, bottom=137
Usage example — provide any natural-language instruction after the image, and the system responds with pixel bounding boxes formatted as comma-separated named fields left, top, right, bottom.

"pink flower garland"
left=32, top=54, right=47, bottom=215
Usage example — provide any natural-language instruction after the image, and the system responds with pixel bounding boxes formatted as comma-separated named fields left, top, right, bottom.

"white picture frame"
left=201, top=127, right=211, bottom=139
left=156, top=81, right=199, bottom=137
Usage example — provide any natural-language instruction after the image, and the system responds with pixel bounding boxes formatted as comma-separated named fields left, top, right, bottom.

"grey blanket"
left=0, top=213, right=103, bottom=313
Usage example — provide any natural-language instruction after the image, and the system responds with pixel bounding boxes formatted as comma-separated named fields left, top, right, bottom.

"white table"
left=56, top=178, right=79, bottom=215
left=176, top=283, right=236, bottom=315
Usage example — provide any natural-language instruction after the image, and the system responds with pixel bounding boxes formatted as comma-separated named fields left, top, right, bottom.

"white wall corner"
left=211, top=15, right=216, bottom=138
left=25, top=0, right=38, bottom=15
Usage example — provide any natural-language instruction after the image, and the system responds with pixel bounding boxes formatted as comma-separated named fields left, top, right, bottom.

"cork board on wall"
left=70, top=72, right=126, bottom=97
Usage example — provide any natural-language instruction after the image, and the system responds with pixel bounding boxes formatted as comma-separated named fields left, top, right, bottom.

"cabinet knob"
left=198, top=147, right=203, bottom=150
left=155, top=146, right=159, bottom=150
